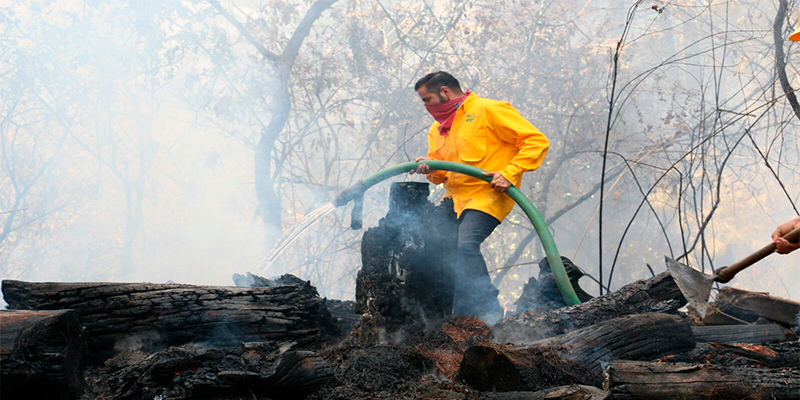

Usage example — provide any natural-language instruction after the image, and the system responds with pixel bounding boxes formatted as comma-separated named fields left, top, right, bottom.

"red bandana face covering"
left=425, top=90, right=471, bottom=136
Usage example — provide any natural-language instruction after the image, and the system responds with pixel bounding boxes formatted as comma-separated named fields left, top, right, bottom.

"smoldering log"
left=460, top=313, right=695, bottom=392
left=93, top=341, right=333, bottom=400
left=479, top=385, right=609, bottom=400
left=2, top=278, right=337, bottom=360
left=690, top=323, right=785, bottom=344
left=0, top=310, right=85, bottom=399
left=353, top=182, right=458, bottom=338
left=704, top=286, right=800, bottom=326
left=603, top=361, right=800, bottom=400
left=493, top=271, right=685, bottom=343
left=667, top=341, right=799, bottom=368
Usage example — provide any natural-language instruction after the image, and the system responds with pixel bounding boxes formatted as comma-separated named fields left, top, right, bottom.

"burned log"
left=691, top=323, right=785, bottom=344
left=479, top=385, right=610, bottom=400
left=493, top=271, right=685, bottom=343
left=90, top=341, right=333, bottom=400
left=603, top=361, right=800, bottom=399
left=461, top=313, right=695, bottom=392
left=354, top=182, right=458, bottom=338
left=233, top=272, right=360, bottom=336
left=704, top=286, right=800, bottom=326
left=668, top=341, right=799, bottom=368
left=2, top=278, right=337, bottom=360
left=0, top=310, right=85, bottom=399
left=511, top=257, right=594, bottom=314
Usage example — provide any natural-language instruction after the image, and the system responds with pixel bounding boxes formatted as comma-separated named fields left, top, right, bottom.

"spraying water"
left=256, top=202, right=337, bottom=275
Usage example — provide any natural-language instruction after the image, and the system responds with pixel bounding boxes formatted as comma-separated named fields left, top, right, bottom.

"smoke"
left=1, top=0, right=798, bottom=311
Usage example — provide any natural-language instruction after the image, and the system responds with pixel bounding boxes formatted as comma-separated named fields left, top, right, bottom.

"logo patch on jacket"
left=465, top=113, right=480, bottom=122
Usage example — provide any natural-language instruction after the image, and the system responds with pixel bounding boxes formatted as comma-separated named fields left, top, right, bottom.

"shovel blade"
left=665, top=256, right=714, bottom=318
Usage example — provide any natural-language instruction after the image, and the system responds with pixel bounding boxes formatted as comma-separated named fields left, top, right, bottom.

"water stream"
left=256, top=202, right=337, bottom=276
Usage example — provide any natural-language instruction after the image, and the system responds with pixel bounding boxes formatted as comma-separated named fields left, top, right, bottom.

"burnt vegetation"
left=2, top=0, right=800, bottom=399
left=3, top=184, right=798, bottom=399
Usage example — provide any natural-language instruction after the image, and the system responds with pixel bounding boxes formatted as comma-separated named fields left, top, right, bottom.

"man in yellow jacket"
left=410, top=71, right=549, bottom=323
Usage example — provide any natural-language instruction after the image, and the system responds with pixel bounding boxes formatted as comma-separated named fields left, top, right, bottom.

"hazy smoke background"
left=2, top=0, right=799, bottom=310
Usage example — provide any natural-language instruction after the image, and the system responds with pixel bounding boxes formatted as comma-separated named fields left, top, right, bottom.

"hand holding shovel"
left=666, top=224, right=800, bottom=318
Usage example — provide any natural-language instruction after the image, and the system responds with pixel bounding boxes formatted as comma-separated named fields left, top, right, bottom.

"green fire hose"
left=333, top=160, right=581, bottom=306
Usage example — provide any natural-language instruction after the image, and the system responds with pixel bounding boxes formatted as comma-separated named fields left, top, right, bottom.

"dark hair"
left=414, top=71, right=462, bottom=93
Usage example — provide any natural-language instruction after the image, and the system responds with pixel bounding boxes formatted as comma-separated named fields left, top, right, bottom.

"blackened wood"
left=512, top=257, right=594, bottom=314
left=479, top=385, right=609, bottom=400
left=2, top=279, right=336, bottom=361
left=603, top=361, right=800, bottom=400
left=94, top=342, right=333, bottom=400
left=354, top=183, right=458, bottom=336
left=668, top=341, right=799, bottom=368
left=0, top=310, right=85, bottom=399
left=691, top=323, right=785, bottom=343
left=461, top=313, right=695, bottom=392
left=706, top=286, right=800, bottom=326
left=493, top=272, right=685, bottom=342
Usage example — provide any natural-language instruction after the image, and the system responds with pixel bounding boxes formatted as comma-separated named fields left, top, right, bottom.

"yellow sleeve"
left=424, top=125, right=448, bottom=185
left=490, top=102, right=549, bottom=183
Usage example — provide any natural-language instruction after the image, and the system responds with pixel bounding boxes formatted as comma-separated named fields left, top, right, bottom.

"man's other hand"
left=482, top=171, right=511, bottom=193
left=410, top=157, right=432, bottom=174
left=772, top=216, right=800, bottom=254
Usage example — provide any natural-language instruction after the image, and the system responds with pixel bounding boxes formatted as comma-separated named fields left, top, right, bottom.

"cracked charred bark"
left=2, top=279, right=337, bottom=361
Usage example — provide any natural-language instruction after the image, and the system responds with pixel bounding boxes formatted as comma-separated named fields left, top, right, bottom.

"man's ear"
left=440, top=86, right=453, bottom=99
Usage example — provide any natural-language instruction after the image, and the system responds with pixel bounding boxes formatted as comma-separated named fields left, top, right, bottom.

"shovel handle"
left=715, top=225, right=800, bottom=283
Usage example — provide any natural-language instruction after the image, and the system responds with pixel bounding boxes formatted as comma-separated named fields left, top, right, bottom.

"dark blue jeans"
left=452, top=209, right=504, bottom=324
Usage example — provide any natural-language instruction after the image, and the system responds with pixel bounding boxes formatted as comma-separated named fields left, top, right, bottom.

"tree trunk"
left=2, top=279, right=337, bottom=361
left=352, top=183, right=458, bottom=342
left=461, top=313, right=695, bottom=392
left=493, top=271, right=685, bottom=343
left=603, top=361, right=800, bottom=400
left=0, top=310, right=85, bottom=399
left=479, top=385, right=609, bottom=400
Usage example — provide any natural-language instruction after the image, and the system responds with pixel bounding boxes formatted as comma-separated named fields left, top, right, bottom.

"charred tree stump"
left=511, top=257, right=594, bottom=315
left=91, top=341, right=333, bottom=400
left=0, top=310, right=85, bottom=399
left=2, top=278, right=336, bottom=361
left=461, top=313, right=695, bottom=392
left=690, top=323, right=786, bottom=344
left=493, top=271, right=685, bottom=342
left=704, top=286, right=800, bottom=326
left=603, top=361, right=800, bottom=399
left=479, top=385, right=609, bottom=400
left=354, top=182, right=458, bottom=338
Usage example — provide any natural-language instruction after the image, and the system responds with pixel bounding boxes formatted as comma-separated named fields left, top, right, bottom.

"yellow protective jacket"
left=425, top=92, right=549, bottom=222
